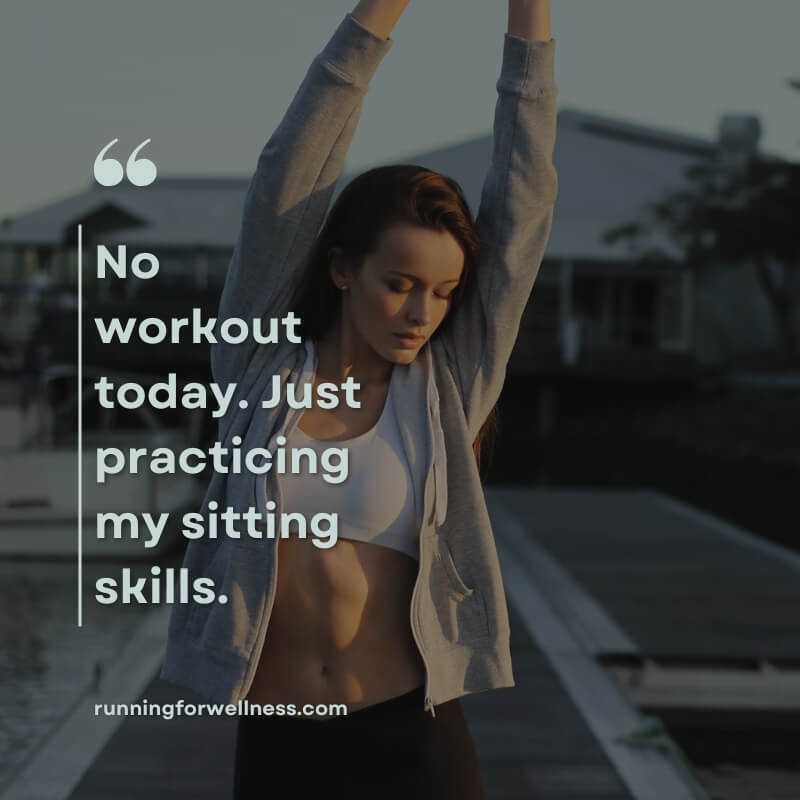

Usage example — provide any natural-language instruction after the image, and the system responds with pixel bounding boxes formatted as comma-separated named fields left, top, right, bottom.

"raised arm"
left=437, top=0, right=557, bottom=437
left=211, top=3, right=408, bottom=387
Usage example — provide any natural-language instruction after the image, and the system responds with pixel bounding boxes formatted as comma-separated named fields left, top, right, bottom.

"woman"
left=160, top=1, right=557, bottom=797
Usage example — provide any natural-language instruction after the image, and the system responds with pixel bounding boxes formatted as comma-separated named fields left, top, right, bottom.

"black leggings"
left=233, top=685, right=485, bottom=799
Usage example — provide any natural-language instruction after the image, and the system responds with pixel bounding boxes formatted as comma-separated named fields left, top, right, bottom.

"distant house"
left=0, top=108, right=786, bottom=372
left=0, top=178, right=248, bottom=300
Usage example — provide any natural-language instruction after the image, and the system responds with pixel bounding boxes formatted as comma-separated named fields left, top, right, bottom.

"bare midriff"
left=242, top=376, right=426, bottom=719
left=243, top=536, right=425, bottom=718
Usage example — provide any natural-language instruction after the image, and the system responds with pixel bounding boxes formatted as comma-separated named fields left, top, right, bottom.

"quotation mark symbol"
left=94, top=138, right=157, bottom=187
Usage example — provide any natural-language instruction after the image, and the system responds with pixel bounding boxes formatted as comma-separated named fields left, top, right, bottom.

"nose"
left=406, top=292, right=432, bottom=327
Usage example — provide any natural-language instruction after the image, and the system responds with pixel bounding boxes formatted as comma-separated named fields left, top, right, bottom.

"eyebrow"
left=387, top=270, right=461, bottom=285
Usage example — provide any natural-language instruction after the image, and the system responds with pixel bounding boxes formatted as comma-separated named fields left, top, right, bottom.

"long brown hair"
left=290, top=165, right=499, bottom=476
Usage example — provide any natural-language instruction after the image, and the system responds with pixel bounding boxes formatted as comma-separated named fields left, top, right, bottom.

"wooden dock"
left=491, top=487, right=800, bottom=662
left=5, top=487, right=798, bottom=799
left=61, top=601, right=641, bottom=800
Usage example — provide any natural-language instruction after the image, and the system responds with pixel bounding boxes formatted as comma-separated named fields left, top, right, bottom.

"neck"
left=315, top=318, right=393, bottom=387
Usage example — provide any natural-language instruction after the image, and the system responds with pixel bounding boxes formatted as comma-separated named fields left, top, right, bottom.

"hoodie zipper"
left=236, top=463, right=286, bottom=702
left=237, top=347, right=313, bottom=702
left=410, top=529, right=435, bottom=718
left=410, top=355, right=439, bottom=719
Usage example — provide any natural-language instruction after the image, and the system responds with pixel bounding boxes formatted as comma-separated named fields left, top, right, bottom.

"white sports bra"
left=277, top=362, right=422, bottom=560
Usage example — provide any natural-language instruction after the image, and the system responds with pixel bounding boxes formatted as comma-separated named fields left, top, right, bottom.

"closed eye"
left=387, top=281, right=456, bottom=300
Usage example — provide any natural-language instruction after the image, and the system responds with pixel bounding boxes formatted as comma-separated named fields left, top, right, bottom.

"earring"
left=340, top=284, right=349, bottom=291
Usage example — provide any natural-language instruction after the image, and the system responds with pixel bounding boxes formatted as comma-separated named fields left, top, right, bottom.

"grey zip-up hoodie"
left=159, top=13, right=558, bottom=718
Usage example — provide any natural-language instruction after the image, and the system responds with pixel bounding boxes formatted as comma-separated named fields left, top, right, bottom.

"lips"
left=394, top=333, right=424, bottom=347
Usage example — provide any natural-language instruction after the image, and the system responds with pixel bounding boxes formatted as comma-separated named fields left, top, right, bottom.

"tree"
left=602, top=86, right=800, bottom=361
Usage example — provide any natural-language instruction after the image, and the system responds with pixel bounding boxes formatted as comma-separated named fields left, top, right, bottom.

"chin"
left=384, top=350, right=411, bottom=365
left=391, top=345, right=422, bottom=362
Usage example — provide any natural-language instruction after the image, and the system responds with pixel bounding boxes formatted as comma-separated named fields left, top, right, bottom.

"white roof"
left=0, top=108, right=780, bottom=264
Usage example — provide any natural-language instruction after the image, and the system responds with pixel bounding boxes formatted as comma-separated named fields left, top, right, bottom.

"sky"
left=1, top=0, right=798, bottom=222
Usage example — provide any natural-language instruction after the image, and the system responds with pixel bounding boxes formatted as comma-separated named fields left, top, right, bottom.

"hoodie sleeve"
left=211, top=14, right=392, bottom=387
left=438, top=36, right=559, bottom=438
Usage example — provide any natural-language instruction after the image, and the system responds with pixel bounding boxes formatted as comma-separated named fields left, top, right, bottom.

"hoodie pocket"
left=432, top=540, right=490, bottom=644
left=439, top=541, right=474, bottom=599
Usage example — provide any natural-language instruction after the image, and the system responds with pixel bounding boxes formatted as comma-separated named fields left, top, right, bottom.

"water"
left=0, top=557, right=152, bottom=791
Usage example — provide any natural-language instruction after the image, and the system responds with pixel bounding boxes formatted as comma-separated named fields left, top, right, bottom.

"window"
left=657, top=273, right=690, bottom=350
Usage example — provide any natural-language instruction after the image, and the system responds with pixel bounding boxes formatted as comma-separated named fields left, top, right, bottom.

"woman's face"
left=333, top=222, right=465, bottom=365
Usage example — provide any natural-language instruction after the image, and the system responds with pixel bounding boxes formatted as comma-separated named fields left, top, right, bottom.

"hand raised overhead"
left=351, top=0, right=411, bottom=40
left=508, top=0, right=552, bottom=41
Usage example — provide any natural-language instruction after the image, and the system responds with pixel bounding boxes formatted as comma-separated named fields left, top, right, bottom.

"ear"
left=328, top=247, right=352, bottom=290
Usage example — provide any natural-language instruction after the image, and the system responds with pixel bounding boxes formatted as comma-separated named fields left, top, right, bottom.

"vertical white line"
left=78, top=224, right=83, bottom=628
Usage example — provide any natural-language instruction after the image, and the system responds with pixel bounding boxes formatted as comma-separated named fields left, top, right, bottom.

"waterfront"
left=0, top=557, right=152, bottom=792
